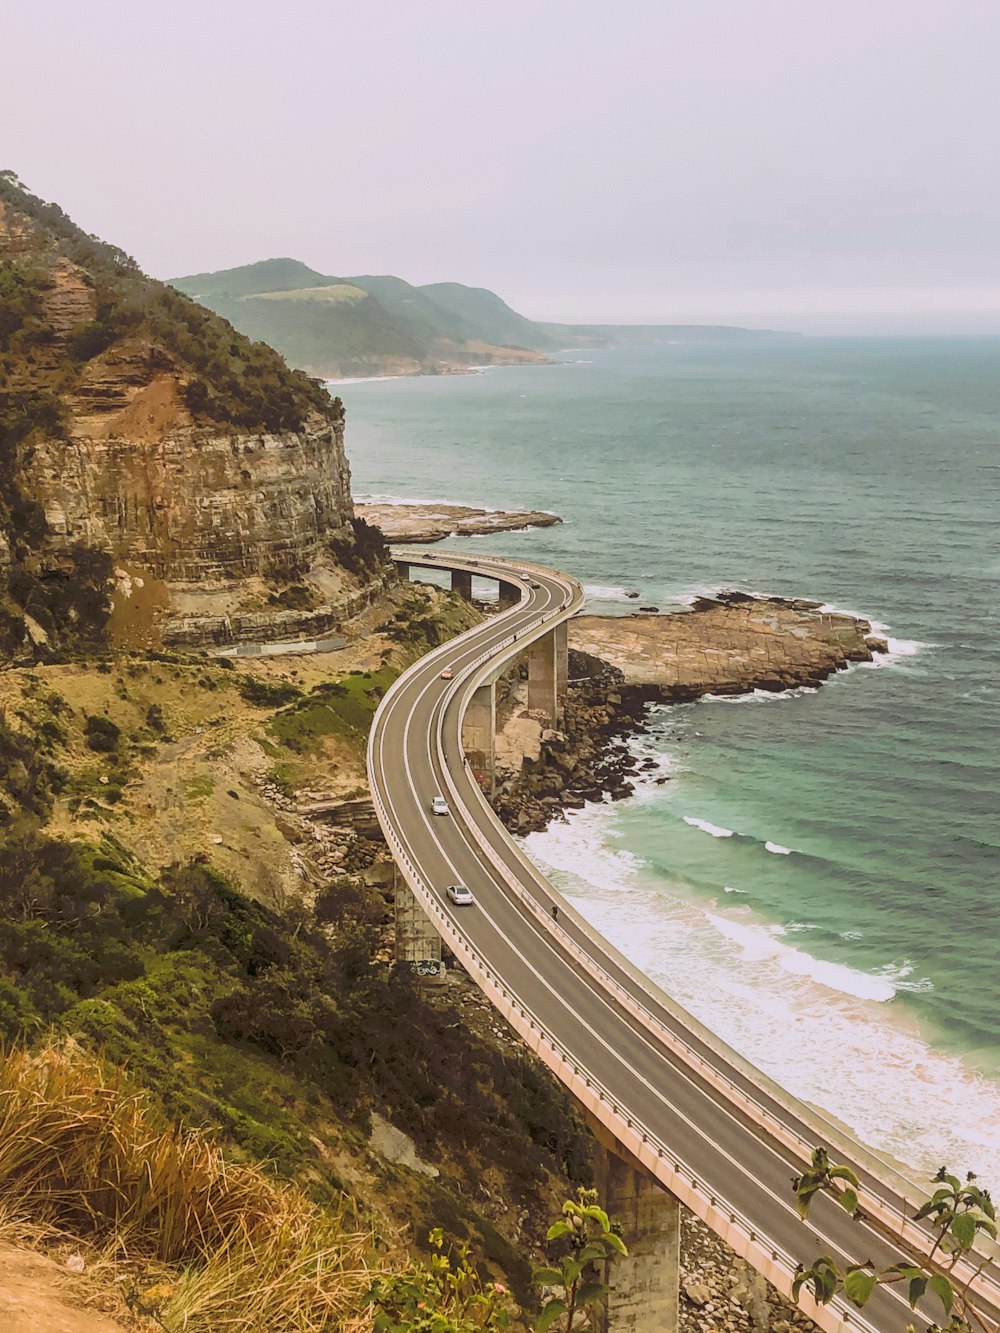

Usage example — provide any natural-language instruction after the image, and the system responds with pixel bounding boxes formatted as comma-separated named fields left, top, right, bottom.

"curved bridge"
left=368, top=550, right=999, bottom=1333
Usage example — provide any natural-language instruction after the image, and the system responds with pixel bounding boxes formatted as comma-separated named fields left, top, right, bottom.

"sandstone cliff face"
left=37, top=398, right=354, bottom=586
left=1, top=180, right=373, bottom=646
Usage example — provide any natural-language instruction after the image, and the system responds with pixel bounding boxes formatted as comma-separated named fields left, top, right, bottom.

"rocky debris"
left=572, top=591, right=888, bottom=697
left=492, top=650, right=654, bottom=836
left=355, top=500, right=561, bottom=545
left=369, top=1112, right=440, bottom=1177
left=680, top=1211, right=819, bottom=1333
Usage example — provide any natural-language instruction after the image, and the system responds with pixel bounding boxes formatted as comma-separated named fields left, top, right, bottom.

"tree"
left=791, top=1149, right=997, bottom=1333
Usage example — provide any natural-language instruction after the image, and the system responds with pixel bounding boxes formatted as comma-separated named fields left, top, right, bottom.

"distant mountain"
left=170, top=262, right=547, bottom=379
left=170, top=260, right=795, bottom=379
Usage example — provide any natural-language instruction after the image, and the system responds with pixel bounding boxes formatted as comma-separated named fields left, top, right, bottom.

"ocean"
left=336, top=337, right=1000, bottom=1188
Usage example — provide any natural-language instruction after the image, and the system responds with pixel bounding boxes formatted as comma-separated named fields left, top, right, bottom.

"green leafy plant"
left=365, top=1227, right=513, bottom=1331
left=533, top=1187, right=628, bottom=1331
left=791, top=1153, right=997, bottom=1333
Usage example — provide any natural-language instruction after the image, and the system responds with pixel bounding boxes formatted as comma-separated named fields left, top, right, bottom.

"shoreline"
left=492, top=591, right=888, bottom=835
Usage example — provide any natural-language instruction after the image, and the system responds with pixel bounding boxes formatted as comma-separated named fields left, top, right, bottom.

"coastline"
left=491, top=591, right=887, bottom=835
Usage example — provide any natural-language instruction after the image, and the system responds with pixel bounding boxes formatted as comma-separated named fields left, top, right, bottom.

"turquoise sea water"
left=337, top=339, right=1000, bottom=1185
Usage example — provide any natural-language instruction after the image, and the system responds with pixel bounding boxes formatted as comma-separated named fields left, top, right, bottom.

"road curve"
left=368, top=550, right=1000, bottom=1333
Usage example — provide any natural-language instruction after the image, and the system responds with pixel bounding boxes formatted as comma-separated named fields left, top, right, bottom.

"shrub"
left=84, top=713, right=120, bottom=753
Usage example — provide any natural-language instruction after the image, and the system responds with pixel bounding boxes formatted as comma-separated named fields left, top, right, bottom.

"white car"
left=431, top=795, right=449, bottom=816
left=446, top=883, right=474, bottom=906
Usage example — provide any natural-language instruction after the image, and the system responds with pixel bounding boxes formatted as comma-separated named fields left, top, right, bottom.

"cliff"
left=0, top=173, right=379, bottom=653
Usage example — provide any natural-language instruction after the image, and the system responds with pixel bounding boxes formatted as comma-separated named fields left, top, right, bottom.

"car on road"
left=529, top=580, right=540, bottom=589
left=431, top=795, right=449, bottom=816
left=446, top=883, right=473, bottom=906
left=440, top=667, right=454, bottom=679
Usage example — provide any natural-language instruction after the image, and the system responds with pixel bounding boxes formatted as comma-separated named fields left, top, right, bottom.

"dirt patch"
left=0, top=1243, right=135, bottom=1333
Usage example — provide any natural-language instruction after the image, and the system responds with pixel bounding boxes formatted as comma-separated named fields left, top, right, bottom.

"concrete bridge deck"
left=370, top=548, right=1000, bottom=1333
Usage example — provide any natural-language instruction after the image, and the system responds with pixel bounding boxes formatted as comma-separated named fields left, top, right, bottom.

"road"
left=368, top=550, right=1000, bottom=1333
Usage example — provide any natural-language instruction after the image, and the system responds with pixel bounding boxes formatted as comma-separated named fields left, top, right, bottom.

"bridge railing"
left=370, top=550, right=1000, bottom=1315
left=366, top=751, right=878, bottom=1333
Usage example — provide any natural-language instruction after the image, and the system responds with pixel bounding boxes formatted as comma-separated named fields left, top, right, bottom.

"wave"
left=582, top=583, right=642, bottom=603
left=765, top=840, right=794, bottom=855
left=683, top=816, right=735, bottom=838
left=701, top=685, right=821, bottom=704
left=518, top=800, right=998, bottom=1186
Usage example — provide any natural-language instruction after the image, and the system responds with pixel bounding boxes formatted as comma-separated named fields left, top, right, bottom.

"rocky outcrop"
left=36, top=398, right=354, bottom=586
left=571, top=592, right=888, bottom=698
left=0, top=178, right=376, bottom=650
left=492, top=595, right=888, bottom=836
left=355, top=500, right=561, bottom=544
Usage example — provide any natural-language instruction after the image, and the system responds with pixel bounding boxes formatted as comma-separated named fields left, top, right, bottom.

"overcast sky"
left=5, top=0, right=1000, bottom=333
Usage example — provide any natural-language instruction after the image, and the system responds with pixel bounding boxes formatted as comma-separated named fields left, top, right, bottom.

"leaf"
left=844, top=1267, right=878, bottom=1307
left=532, top=1267, right=563, bottom=1287
left=604, top=1232, right=628, bottom=1256
left=546, top=1221, right=572, bottom=1241
left=536, top=1298, right=567, bottom=1332
left=951, top=1212, right=977, bottom=1250
left=829, top=1165, right=861, bottom=1187
left=837, top=1188, right=859, bottom=1215
left=928, top=1273, right=954, bottom=1316
left=576, top=1280, right=609, bottom=1305
left=907, top=1274, right=928, bottom=1308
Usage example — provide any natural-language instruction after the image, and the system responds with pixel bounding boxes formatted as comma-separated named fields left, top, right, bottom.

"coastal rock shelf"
left=356, top=501, right=561, bottom=544
left=571, top=591, right=888, bottom=698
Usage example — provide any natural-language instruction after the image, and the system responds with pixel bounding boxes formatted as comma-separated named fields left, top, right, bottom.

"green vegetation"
left=792, top=1148, right=997, bottom=1332
left=0, top=171, right=334, bottom=434
left=0, top=824, right=591, bottom=1253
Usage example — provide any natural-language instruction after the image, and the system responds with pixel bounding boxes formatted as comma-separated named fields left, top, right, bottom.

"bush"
left=84, top=713, right=120, bottom=753
left=237, top=676, right=302, bottom=708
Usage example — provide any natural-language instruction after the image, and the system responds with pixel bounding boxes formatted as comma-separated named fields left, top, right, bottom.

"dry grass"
left=0, top=1042, right=379, bottom=1330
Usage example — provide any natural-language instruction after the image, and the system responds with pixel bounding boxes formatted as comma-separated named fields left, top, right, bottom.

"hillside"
left=172, top=259, right=548, bottom=379
left=0, top=174, right=385, bottom=655
left=172, top=259, right=795, bottom=379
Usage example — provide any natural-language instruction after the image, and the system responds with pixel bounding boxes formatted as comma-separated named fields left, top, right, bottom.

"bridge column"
left=498, top=580, right=520, bottom=608
left=527, top=623, right=568, bottom=726
left=463, top=680, right=495, bottom=794
left=451, top=568, right=473, bottom=600
left=394, top=867, right=444, bottom=979
left=594, top=1142, right=680, bottom=1333
left=394, top=559, right=410, bottom=582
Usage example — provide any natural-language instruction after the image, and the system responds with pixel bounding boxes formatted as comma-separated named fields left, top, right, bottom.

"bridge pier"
left=498, top=580, right=520, bottom=608
left=393, top=867, right=445, bottom=979
left=526, top=621, right=568, bottom=726
left=591, top=1130, right=680, bottom=1333
left=395, top=559, right=410, bottom=582
left=463, top=680, right=496, bottom=793
left=451, top=568, right=473, bottom=600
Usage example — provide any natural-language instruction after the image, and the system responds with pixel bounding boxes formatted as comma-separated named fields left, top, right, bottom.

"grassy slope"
left=0, top=585, right=591, bottom=1313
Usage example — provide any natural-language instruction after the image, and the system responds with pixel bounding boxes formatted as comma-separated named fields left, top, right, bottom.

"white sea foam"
left=683, top=816, right=735, bottom=838
left=701, top=685, right=820, bottom=704
left=582, top=583, right=642, bottom=604
left=723, top=885, right=749, bottom=894
left=765, top=840, right=793, bottom=855
left=705, top=913, right=897, bottom=1001
left=355, top=491, right=503, bottom=512
left=519, top=801, right=1000, bottom=1188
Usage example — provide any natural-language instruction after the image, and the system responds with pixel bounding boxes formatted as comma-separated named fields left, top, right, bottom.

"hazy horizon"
left=5, top=0, right=1000, bottom=336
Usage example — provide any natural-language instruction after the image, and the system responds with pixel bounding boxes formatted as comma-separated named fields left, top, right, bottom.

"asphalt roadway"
left=368, top=551, right=1000, bottom=1333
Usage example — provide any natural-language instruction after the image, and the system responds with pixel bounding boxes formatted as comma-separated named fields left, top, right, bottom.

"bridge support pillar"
left=394, top=559, right=410, bottom=582
left=593, top=1141, right=680, bottom=1333
left=498, top=580, right=520, bottom=608
left=393, top=868, right=444, bottom=979
left=451, top=568, right=473, bottom=600
left=463, top=680, right=496, bottom=794
left=526, top=622, right=568, bottom=726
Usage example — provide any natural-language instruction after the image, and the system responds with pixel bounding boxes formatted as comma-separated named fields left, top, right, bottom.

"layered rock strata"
left=355, top=500, right=561, bottom=544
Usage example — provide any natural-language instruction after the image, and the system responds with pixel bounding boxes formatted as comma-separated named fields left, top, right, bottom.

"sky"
left=4, top=0, right=1000, bottom=334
